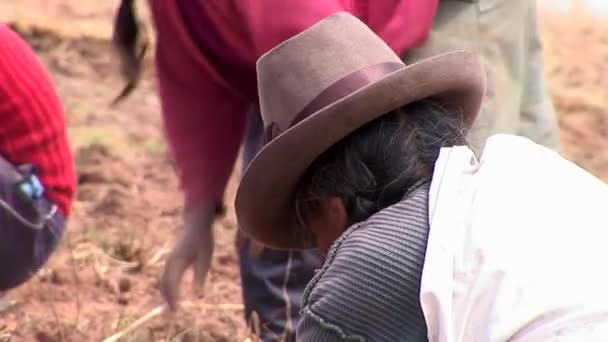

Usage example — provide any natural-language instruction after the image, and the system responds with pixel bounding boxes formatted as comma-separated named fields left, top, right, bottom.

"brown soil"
left=0, top=1, right=607, bottom=341
left=542, top=8, right=608, bottom=178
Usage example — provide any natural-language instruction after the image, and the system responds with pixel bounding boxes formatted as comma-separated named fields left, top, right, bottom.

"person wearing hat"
left=0, top=24, right=76, bottom=290
left=112, top=0, right=438, bottom=339
left=236, top=13, right=608, bottom=341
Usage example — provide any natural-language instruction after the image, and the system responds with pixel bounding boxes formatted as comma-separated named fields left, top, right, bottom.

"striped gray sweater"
left=296, top=183, right=430, bottom=341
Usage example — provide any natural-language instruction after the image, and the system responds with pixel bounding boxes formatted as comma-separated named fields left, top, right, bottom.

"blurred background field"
left=0, top=0, right=606, bottom=341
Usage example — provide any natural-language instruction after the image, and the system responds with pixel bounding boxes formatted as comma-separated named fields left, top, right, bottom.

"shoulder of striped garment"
left=297, top=182, right=431, bottom=341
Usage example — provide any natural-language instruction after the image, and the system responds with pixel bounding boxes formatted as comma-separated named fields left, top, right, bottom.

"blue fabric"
left=0, top=155, right=66, bottom=290
left=239, top=109, right=321, bottom=341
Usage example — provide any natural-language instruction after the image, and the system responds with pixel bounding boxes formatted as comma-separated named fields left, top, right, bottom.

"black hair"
left=111, top=0, right=148, bottom=105
left=295, top=99, right=467, bottom=228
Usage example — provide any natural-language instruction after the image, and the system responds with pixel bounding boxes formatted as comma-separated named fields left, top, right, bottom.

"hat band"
left=264, top=61, right=404, bottom=144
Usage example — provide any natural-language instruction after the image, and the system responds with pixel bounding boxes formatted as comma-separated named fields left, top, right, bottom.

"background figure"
left=0, top=24, right=76, bottom=290
left=404, top=0, right=560, bottom=153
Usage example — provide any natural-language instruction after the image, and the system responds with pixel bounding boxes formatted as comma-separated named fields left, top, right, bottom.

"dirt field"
left=0, top=1, right=607, bottom=341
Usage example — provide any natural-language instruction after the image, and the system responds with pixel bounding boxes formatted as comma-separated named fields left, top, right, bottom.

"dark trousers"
left=239, top=110, right=321, bottom=341
left=0, top=155, right=65, bottom=290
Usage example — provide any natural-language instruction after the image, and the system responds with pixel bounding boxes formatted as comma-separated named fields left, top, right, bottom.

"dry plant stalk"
left=102, top=305, right=164, bottom=342
left=73, top=241, right=167, bottom=272
left=102, top=302, right=244, bottom=342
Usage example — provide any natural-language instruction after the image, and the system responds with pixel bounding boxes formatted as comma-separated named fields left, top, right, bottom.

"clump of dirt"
left=75, top=144, right=142, bottom=222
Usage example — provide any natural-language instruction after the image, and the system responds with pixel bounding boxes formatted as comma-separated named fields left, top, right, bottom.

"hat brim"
left=235, top=50, right=486, bottom=250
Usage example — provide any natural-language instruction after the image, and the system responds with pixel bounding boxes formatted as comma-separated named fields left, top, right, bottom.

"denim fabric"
left=239, top=109, right=321, bottom=341
left=0, top=155, right=65, bottom=290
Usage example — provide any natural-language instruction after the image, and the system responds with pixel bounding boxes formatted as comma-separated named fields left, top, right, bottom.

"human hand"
left=160, top=203, right=216, bottom=311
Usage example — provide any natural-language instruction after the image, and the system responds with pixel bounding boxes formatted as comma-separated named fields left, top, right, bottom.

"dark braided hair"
left=295, top=99, right=467, bottom=228
left=111, top=0, right=148, bottom=105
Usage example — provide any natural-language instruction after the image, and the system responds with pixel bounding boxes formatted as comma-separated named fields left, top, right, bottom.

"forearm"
left=154, top=39, right=249, bottom=210
left=162, top=107, right=247, bottom=210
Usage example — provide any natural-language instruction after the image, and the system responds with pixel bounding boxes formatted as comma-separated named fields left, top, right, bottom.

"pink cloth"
left=149, top=0, right=438, bottom=209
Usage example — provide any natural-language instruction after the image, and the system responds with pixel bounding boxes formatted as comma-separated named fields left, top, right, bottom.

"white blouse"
left=422, top=134, right=608, bottom=341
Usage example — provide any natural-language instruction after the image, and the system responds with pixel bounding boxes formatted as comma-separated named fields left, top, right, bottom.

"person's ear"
left=326, top=197, right=348, bottom=233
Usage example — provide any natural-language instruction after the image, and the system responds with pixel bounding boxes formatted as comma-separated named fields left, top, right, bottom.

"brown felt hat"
left=235, top=12, right=486, bottom=250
